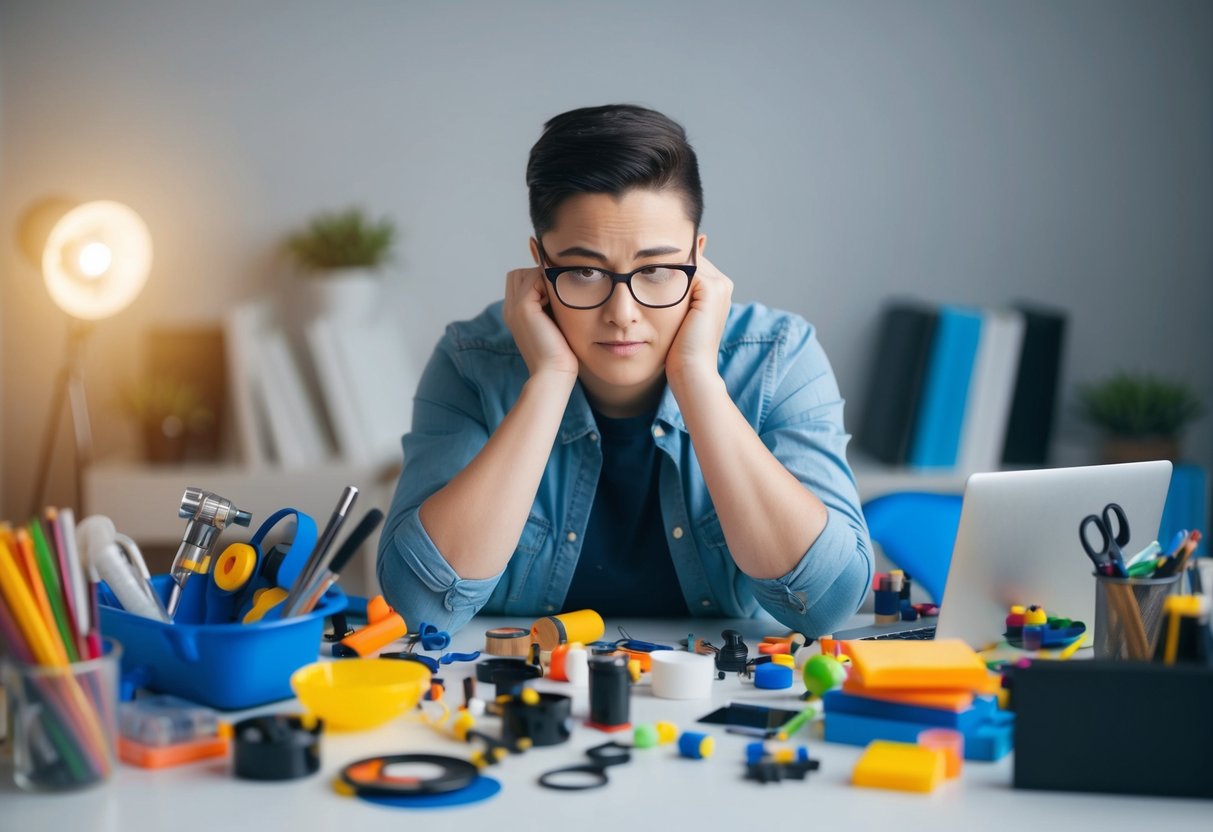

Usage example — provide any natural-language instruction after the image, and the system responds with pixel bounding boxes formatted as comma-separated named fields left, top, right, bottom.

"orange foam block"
left=119, top=735, right=230, bottom=769
left=843, top=639, right=990, bottom=691
left=852, top=740, right=946, bottom=793
left=841, top=678, right=974, bottom=711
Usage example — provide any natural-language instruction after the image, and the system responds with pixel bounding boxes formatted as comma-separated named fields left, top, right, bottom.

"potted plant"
left=285, top=207, right=397, bottom=323
left=1076, top=372, right=1204, bottom=464
left=120, top=375, right=215, bottom=464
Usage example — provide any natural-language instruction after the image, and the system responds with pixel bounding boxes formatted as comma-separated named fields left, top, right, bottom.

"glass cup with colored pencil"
left=2, top=639, right=122, bottom=791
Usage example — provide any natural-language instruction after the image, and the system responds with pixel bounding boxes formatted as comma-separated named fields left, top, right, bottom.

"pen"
left=776, top=705, right=819, bottom=741
left=1125, top=541, right=1161, bottom=569
left=1126, top=558, right=1162, bottom=578
left=1164, top=530, right=1189, bottom=559
left=1156, top=530, right=1202, bottom=579
left=290, top=509, right=383, bottom=617
left=280, top=485, right=358, bottom=618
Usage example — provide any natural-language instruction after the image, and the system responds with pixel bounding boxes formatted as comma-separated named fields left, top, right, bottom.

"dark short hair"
left=526, top=104, right=703, bottom=237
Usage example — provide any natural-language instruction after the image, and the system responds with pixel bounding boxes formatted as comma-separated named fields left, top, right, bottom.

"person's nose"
left=602, top=279, right=641, bottom=328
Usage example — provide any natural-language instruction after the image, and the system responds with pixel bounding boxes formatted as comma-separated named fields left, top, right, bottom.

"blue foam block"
left=823, top=710, right=1013, bottom=761
left=822, top=690, right=995, bottom=730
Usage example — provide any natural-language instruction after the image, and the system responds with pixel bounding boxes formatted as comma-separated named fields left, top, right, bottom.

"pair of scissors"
left=1079, top=502, right=1131, bottom=578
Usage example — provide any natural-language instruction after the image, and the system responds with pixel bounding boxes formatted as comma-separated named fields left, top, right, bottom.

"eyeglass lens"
left=554, top=267, right=689, bottom=308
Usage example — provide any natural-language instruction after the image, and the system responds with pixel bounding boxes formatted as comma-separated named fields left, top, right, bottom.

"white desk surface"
left=2, top=615, right=1209, bottom=831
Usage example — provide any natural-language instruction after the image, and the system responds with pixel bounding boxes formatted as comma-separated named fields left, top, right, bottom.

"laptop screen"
left=934, top=461, right=1172, bottom=648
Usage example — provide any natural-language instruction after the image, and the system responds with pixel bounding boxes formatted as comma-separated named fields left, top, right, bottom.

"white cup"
left=650, top=651, right=715, bottom=700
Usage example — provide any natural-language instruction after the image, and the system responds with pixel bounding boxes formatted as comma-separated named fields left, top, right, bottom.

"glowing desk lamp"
left=22, top=199, right=153, bottom=516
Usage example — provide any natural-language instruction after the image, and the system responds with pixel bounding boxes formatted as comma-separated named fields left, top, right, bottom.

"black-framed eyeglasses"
left=538, top=240, right=697, bottom=310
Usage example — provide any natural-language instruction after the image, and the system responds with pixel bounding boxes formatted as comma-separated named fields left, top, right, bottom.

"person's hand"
left=503, top=267, right=580, bottom=379
left=666, top=254, right=733, bottom=384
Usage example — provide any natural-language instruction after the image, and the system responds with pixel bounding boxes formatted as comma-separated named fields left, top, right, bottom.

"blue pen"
left=1164, top=530, right=1189, bottom=559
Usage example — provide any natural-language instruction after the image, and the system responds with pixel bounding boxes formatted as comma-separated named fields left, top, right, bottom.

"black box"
left=1012, top=660, right=1213, bottom=800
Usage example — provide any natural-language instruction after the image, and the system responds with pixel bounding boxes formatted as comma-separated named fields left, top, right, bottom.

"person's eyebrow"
left=554, top=244, right=684, bottom=261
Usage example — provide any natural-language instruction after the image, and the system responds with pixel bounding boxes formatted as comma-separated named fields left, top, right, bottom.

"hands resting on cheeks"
left=501, top=254, right=734, bottom=389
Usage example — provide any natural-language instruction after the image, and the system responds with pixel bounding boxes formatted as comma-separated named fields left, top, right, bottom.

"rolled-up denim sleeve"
left=746, top=317, right=873, bottom=636
left=376, top=332, right=505, bottom=633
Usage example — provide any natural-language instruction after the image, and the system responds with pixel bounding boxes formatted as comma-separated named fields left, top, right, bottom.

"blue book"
left=1159, top=463, right=1208, bottom=558
left=908, top=306, right=983, bottom=469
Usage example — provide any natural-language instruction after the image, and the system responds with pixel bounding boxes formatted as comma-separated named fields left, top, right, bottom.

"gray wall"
left=1, top=0, right=1210, bottom=518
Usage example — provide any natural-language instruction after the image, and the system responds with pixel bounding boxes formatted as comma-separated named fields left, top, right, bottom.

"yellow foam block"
left=843, top=639, right=990, bottom=690
left=852, top=741, right=946, bottom=793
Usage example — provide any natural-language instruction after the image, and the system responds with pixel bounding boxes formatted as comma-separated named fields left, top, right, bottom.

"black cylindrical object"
left=475, top=657, right=542, bottom=696
left=587, top=655, right=631, bottom=730
left=501, top=692, right=572, bottom=747
left=233, top=715, right=322, bottom=781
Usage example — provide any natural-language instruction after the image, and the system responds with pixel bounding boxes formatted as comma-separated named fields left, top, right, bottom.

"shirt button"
left=652, top=425, right=665, bottom=438
left=547, top=605, right=557, bottom=612
left=566, top=531, right=577, bottom=543
left=588, top=432, right=598, bottom=442
left=701, top=599, right=713, bottom=608
left=672, top=526, right=684, bottom=540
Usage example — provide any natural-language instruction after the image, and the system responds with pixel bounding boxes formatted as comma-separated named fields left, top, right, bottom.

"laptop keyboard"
left=860, top=625, right=937, bottom=641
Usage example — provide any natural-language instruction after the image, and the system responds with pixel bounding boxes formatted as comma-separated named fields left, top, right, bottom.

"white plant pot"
left=300, top=268, right=383, bottom=324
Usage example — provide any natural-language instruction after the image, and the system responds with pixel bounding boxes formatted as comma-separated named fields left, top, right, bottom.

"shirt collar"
left=558, top=383, right=598, bottom=444
left=558, top=379, right=687, bottom=444
left=655, top=382, right=688, bottom=434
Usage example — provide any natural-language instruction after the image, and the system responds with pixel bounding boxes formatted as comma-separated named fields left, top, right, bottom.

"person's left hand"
left=665, top=253, right=733, bottom=384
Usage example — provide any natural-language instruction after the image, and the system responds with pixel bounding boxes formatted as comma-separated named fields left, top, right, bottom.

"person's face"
left=530, top=188, right=705, bottom=417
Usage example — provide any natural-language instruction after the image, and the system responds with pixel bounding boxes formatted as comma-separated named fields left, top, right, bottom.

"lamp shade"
left=40, top=200, right=152, bottom=321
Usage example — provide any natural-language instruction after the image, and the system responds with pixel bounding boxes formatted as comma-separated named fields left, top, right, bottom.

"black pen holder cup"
left=1093, top=573, right=1180, bottom=661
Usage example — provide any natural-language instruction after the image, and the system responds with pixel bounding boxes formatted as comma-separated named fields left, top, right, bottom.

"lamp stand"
left=29, top=320, right=95, bottom=518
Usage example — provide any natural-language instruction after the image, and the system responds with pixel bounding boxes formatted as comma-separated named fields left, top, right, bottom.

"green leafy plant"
left=1076, top=372, right=1204, bottom=438
left=285, top=207, right=397, bottom=272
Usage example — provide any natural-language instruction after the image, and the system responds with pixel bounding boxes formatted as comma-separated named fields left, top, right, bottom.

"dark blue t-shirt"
left=562, top=407, right=689, bottom=617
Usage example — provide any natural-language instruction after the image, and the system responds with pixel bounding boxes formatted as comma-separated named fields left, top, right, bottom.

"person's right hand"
left=503, top=267, right=580, bottom=379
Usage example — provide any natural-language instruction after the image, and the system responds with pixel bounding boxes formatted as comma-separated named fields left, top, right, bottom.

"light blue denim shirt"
left=378, top=300, right=873, bottom=636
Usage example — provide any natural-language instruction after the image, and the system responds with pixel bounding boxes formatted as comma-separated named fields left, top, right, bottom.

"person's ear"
left=696, top=233, right=707, bottom=259
left=529, top=237, right=541, bottom=266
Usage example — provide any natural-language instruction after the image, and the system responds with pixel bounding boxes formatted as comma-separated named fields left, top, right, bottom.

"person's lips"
left=597, top=340, right=646, bottom=357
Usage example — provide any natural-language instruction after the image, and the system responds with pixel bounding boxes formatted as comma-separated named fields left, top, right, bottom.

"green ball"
left=633, top=724, right=660, bottom=749
left=803, top=654, right=847, bottom=697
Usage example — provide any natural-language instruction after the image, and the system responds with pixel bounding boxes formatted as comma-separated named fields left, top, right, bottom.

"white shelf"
left=850, top=452, right=975, bottom=501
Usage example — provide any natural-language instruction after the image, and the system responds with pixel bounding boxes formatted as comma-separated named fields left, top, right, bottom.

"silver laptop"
left=835, top=461, right=1173, bottom=647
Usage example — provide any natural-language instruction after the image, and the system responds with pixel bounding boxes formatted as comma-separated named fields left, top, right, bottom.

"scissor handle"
left=1079, top=514, right=1110, bottom=560
left=1101, top=503, right=1131, bottom=548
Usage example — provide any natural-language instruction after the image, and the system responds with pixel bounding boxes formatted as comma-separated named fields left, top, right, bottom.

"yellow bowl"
left=291, top=659, right=431, bottom=731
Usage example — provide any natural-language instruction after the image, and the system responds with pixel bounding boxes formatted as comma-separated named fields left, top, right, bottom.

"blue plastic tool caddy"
left=98, top=575, right=347, bottom=710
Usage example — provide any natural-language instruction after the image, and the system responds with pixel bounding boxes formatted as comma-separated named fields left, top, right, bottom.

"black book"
left=1000, top=304, right=1068, bottom=466
left=856, top=303, right=939, bottom=465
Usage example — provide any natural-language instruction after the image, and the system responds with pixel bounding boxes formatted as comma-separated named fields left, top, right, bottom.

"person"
left=378, top=104, right=872, bottom=636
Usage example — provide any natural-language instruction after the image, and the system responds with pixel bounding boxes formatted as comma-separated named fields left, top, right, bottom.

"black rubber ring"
left=538, top=763, right=611, bottom=791
left=340, top=753, right=479, bottom=796
left=584, top=741, right=632, bottom=767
